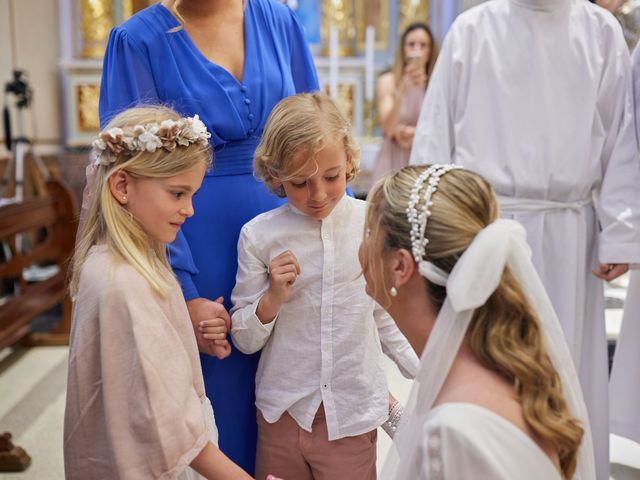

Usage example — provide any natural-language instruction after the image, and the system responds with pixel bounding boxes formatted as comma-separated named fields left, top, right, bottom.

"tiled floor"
left=0, top=272, right=636, bottom=479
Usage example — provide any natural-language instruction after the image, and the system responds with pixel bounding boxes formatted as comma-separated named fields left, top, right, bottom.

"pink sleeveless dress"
left=372, top=85, right=426, bottom=183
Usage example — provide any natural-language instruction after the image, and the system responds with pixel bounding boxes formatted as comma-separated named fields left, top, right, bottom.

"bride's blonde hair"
left=70, top=105, right=211, bottom=297
left=364, top=165, right=583, bottom=478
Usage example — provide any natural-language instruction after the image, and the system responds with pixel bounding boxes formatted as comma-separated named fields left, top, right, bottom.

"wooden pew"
left=0, top=179, right=78, bottom=349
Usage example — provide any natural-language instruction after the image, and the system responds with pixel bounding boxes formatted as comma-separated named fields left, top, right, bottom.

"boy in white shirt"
left=228, top=93, right=418, bottom=479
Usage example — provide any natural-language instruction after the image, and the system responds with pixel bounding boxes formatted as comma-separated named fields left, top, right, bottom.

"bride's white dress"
left=420, top=403, right=562, bottom=479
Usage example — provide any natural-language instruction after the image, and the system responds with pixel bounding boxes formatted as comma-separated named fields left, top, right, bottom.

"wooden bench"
left=0, top=179, right=78, bottom=349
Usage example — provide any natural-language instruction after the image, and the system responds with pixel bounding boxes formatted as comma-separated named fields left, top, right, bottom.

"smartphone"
left=407, top=53, right=426, bottom=71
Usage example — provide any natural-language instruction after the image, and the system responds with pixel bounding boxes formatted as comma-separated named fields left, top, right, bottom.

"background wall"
left=0, top=0, right=62, bottom=157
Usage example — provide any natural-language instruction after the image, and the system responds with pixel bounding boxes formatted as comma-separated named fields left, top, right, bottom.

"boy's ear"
left=346, top=154, right=355, bottom=176
left=108, top=170, right=130, bottom=205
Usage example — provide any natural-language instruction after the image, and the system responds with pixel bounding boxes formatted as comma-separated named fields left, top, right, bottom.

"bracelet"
left=381, top=401, right=404, bottom=438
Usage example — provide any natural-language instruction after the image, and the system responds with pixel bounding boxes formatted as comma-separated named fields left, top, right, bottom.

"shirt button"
left=322, top=233, right=330, bottom=240
left=248, top=113, right=254, bottom=120
left=248, top=128, right=255, bottom=135
left=240, top=85, right=248, bottom=92
left=244, top=98, right=251, bottom=105
left=322, top=384, right=328, bottom=389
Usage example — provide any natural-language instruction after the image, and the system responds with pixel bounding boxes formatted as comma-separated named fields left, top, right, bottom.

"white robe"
left=609, top=42, right=640, bottom=447
left=410, top=1, right=640, bottom=478
left=609, top=271, right=640, bottom=445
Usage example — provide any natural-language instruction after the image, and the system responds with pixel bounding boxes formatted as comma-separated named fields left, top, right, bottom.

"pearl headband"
left=406, top=164, right=463, bottom=285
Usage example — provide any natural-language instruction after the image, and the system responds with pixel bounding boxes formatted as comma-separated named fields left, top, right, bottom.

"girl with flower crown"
left=64, top=106, right=257, bottom=480
left=98, top=0, right=319, bottom=471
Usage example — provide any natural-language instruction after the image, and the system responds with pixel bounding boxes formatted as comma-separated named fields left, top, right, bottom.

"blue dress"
left=99, top=1, right=318, bottom=473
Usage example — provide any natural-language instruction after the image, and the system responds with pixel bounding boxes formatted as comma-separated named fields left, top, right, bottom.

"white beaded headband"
left=92, top=114, right=211, bottom=166
left=406, top=164, right=463, bottom=277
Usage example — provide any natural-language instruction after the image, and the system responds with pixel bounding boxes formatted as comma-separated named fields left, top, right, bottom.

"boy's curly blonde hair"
left=254, top=92, right=360, bottom=197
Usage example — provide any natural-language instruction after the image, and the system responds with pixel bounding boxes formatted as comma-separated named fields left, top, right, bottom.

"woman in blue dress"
left=98, top=0, right=318, bottom=474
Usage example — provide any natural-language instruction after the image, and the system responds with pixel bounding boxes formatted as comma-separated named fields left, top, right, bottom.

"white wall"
left=0, top=0, right=62, bottom=156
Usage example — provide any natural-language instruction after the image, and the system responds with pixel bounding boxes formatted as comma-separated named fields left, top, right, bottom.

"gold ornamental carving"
left=321, top=0, right=355, bottom=56
left=618, top=0, right=640, bottom=51
left=323, top=83, right=355, bottom=126
left=398, top=0, right=430, bottom=34
left=355, top=0, right=390, bottom=52
left=76, top=85, right=101, bottom=133
left=80, top=0, right=114, bottom=58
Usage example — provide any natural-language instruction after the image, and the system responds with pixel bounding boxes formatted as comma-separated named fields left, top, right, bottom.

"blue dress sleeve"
left=99, top=26, right=202, bottom=299
left=167, top=231, right=200, bottom=301
left=98, top=27, right=160, bottom=128
left=286, top=7, right=319, bottom=93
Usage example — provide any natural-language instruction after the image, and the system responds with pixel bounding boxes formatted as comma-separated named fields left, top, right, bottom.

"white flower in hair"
left=138, top=124, right=163, bottom=152
left=177, top=114, right=211, bottom=146
left=92, top=137, right=106, bottom=152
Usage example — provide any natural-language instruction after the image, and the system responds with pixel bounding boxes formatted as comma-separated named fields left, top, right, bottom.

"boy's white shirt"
left=231, top=194, right=419, bottom=440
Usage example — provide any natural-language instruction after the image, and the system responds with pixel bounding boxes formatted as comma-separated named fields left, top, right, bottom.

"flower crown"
left=406, top=164, right=463, bottom=265
left=92, top=114, right=211, bottom=166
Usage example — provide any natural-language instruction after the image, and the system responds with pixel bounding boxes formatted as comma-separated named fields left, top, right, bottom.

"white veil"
left=380, top=218, right=596, bottom=479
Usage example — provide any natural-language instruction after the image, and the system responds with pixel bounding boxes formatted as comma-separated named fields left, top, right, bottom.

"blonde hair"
left=364, top=165, right=584, bottom=478
left=254, top=92, right=360, bottom=197
left=392, top=23, right=438, bottom=87
left=70, top=105, right=212, bottom=297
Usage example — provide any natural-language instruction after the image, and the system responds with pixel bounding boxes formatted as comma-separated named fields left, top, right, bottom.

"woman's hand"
left=401, top=61, right=427, bottom=90
left=394, top=125, right=416, bottom=149
left=596, top=0, right=625, bottom=14
left=187, top=297, right=232, bottom=359
left=256, top=250, right=300, bottom=324
left=592, top=263, right=629, bottom=281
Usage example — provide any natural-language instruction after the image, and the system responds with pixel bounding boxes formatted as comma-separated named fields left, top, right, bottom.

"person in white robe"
left=409, top=2, right=640, bottom=478
left=609, top=42, right=640, bottom=449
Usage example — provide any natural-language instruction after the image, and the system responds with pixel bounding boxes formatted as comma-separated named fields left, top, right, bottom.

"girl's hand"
left=592, top=263, right=629, bottom=281
left=256, top=250, right=300, bottom=324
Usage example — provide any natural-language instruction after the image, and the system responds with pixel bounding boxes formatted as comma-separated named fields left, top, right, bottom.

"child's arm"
left=190, top=442, right=252, bottom=479
left=230, top=226, right=300, bottom=354
left=374, top=304, right=420, bottom=378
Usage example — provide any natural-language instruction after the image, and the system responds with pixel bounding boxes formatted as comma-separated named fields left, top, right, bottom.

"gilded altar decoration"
left=321, top=0, right=355, bottom=56
left=618, top=0, right=640, bottom=50
left=80, top=0, right=114, bottom=58
left=398, top=0, right=429, bottom=34
left=324, top=83, right=355, bottom=125
left=355, top=0, right=390, bottom=52
left=76, top=85, right=101, bottom=132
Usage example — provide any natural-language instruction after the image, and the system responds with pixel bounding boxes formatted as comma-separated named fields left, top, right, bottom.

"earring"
left=390, top=286, right=398, bottom=297
left=121, top=196, right=127, bottom=202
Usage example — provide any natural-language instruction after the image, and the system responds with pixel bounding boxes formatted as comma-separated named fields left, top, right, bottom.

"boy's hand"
left=187, top=297, right=232, bottom=359
left=267, top=250, right=301, bottom=304
left=256, top=250, right=300, bottom=323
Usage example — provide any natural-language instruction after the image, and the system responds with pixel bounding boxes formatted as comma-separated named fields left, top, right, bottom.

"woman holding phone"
left=371, top=23, right=437, bottom=183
